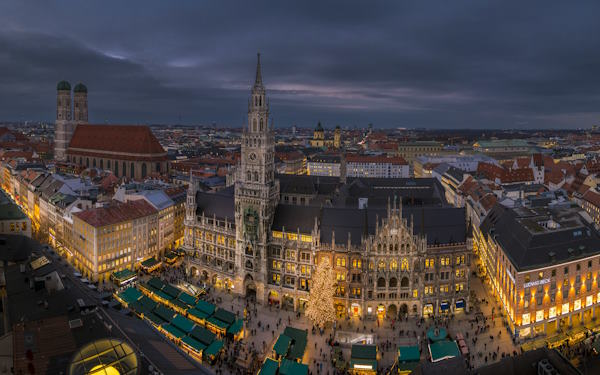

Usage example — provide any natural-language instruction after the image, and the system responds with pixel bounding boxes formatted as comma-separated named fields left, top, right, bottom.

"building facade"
left=183, top=55, right=470, bottom=319
left=72, top=200, right=158, bottom=281
left=475, top=203, right=600, bottom=339
left=346, top=154, right=409, bottom=178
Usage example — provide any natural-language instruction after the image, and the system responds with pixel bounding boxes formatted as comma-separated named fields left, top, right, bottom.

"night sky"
left=1, top=1, right=600, bottom=129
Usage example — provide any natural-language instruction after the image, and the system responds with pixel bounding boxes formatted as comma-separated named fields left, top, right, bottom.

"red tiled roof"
left=477, top=162, right=534, bottom=183
left=68, top=124, right=165, bottom=155
left=583, top=190, right=600, bottom=208
left=479, top=193, right=497, bottom=211
left=0, top=127, right=28, bottom=141
left=73, top=199, right=157, bottom=227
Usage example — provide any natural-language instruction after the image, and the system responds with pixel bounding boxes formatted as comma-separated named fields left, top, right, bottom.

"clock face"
left=249, top=153, right=257, bottom=161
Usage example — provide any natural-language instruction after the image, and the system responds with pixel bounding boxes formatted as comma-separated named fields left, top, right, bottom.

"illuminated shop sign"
left=523, top=278, right=550, bottom=288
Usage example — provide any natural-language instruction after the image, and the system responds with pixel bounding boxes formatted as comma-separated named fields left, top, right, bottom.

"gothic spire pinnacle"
left=254, top=52, right=263, bottom=87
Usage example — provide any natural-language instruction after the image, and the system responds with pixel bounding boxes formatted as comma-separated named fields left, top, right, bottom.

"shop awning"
left=440, top=302, right=450, bottom=311
left=456, top=300, right=465, bottom=309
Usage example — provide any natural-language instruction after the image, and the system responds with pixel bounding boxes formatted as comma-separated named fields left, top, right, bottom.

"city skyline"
left=1, top=1, right=600, bottom=129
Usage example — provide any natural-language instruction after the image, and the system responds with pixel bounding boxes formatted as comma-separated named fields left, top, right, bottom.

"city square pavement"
left=143, top=261, right=519, bottom=374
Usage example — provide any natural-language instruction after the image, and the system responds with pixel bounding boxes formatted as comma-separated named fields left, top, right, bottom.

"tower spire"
left=254, top=52, right=263, bottom=87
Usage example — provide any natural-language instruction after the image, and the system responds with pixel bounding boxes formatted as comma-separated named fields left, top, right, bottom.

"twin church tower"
left=54, top=81, right=88, bottom=161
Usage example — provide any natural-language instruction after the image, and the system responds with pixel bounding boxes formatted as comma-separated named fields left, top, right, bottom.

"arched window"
left=156, top=162, right=161, bottom=172
left=247, top=170, right=251, bottom=182
left=401, top=258, right=409, bottom=271
left=253, top=119, right=257, bottom=132
left=122, top=162, right=126, bottom=176
left=245, top=260, right=253, bottom=269
left=253, top=171, right=258, bottom=182
left=141, top=163, right=147, bottom=178
left=130, top=163, right=135, bottom=178
left=115, top=162, right=118, bottom=176
left=93, top=158, right=96, bottom=167
left=390, top=259, right=398, bottom=272
left=260, top=118, right=264, bottom=131
left=107, top=160, right=111, bottom=169
left=378, top=260, right=386, bottom=271
left=86, top=158, right=89, bottom=167
left=100, top=159, right=103, bottom=169
left=401, top=277, right=409, bottom=288
left=389, top=277, right=398, bottom=288
left=79, top=157, right=82, bottom=164
left=377, top=277, right=386, bottom=288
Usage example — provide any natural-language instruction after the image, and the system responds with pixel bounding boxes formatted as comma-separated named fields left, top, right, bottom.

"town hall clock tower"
left=234, top=53, right=279, bottom=303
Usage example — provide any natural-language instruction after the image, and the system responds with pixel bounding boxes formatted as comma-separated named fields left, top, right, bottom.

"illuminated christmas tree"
left=305, top=256, right=337, bottom=327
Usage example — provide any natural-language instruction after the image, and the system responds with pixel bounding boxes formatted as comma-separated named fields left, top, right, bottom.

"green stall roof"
left=398, top=345, right=420, bottom=363
left=144, top=312, right=165, bottom=326
left=273, top=334, right=292, bottom=356
left=154, top=305, right=176, bottom=322
left=207, top=316, right=229, bottom=330
left=351, top=344, right=377, bottom=360
left=147, top=277, right=165, bottom=290
left=117, top=287, right=142, bottom=304
left=227, top=319, right=243, bottom=335
left=190, top=326, right=216, bottom=346
left=204, top=340, right=224, bottom=358
left=187, top=308, right=209, bottom=322
left=139, top=296, right=158, bottom=311
left=258, top=358, right=279, bottom=375
left=181, top=336, right=206, bottom=353
left=428, top=340, right=460, bottom=363
left=284, top=326, right=308, bottom=361
left=163, top=324, right=186, bottom=339
left=162, top=284, right=181, bottom=298
left=141, top=257, right=160, bottom=268
left=129, top=301, right=150, bottom=316
left=213, top=308, right=236, bottom=325
left=112, top=268, right=136, bottom=281
left=195, top=300, right=216, bottom=315
left=178, top=292, right=197, bottom=306
left=154, top=290, right=174, bottom=302
left=171, top=314, right=195, bottom=333
left=170, top=299, right=189, bottom=311
left=279, top=358, right=309, bottom=375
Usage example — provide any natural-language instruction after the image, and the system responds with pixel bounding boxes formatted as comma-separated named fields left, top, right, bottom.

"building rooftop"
left=0, top=190, right=27, bottom=220
left=68, top=124, right=166, bottom=156
left=73, top=199, right=157, bottom=227
left=480, top=203, right=600, bottom=271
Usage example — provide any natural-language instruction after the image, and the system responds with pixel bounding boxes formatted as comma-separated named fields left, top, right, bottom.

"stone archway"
left=387, top=304, right=398, bottom=319
left=190, top=266, right=199, bottom=277
left=201, top=270, right=208, bottom=281
left=400, top=303, right=408, bottom=316
left=244, top=274, right=256, bottom=301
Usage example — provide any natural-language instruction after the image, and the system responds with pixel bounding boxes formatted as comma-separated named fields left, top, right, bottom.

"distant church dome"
left=57, top=80, right=71, bottom=91
left=315, top=121, right=324, bottom=132
left=73, top=82, right=87, bottom=93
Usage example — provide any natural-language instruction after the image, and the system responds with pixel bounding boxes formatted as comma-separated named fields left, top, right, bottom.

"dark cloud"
left=1, top=0, right=600, bottom=128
